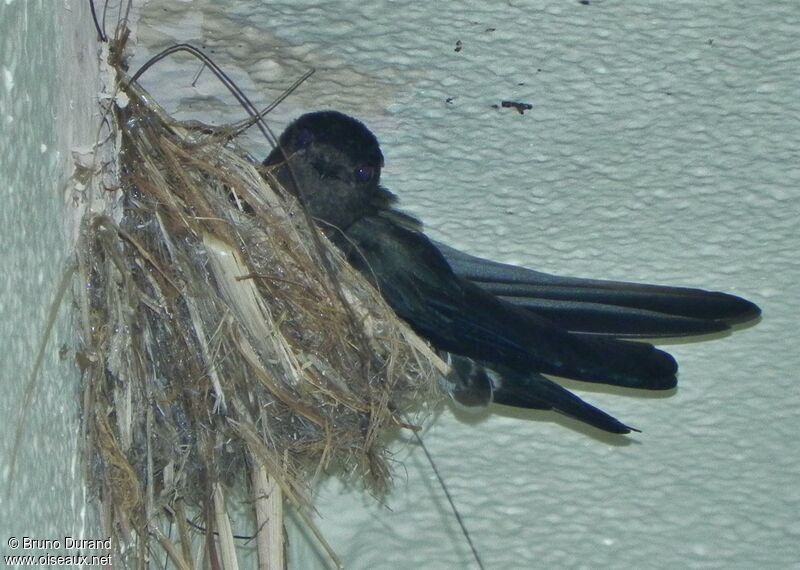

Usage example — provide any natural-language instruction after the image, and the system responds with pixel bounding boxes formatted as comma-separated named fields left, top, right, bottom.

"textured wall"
left=1, top=0, right=101, bottom=557
left=5, top=1, right=796, bottom=569
left=129, top=2, right=797, bottom=568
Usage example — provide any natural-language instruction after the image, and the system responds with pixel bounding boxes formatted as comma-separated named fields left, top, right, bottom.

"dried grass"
left=75, top=44, right=444, bottom=568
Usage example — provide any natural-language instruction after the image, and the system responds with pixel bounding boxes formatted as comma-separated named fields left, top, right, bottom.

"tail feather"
left=469, top=360, right=635, bottom=434
left=457, top=281, right=679, bottom=390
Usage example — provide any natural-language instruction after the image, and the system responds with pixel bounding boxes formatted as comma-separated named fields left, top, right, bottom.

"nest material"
left=76, top=70, right=443, bottom=565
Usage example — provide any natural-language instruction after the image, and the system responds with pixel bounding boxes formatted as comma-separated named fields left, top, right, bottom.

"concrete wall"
left=1, top=0, right=102, bottom=563
left=3, top=2, right=796, bottom=569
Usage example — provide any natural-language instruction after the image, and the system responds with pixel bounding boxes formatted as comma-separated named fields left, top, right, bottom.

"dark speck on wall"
left=498, top=100, right=533, bottom=114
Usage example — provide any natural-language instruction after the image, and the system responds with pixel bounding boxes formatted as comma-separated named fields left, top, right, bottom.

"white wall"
left=1, top=0, right=102, bottom=561
left=5, top=1, right=796, bottom=569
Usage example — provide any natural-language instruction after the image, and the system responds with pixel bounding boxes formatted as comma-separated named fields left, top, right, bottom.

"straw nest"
left=74, top=41, right=444, bottom=566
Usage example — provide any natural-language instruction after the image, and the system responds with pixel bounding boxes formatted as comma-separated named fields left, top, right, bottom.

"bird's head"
left=264, top=110, right=385, bottom=231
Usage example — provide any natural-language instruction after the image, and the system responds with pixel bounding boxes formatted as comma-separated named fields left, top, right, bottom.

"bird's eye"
left=295, top=127, right=313, bottom=148
left=354, top=166, right=375, bottom=183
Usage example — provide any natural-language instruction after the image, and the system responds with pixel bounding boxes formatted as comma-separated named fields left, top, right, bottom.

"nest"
left=75, top=45, right=443, bottom=568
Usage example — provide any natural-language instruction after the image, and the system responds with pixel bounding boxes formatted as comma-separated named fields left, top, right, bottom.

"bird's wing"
left=435, top=241, right=760, bottom=338
left=345, top=215, right=677, bottom=390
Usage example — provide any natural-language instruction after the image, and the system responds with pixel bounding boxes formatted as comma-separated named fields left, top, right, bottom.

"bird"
left=260, top=110, right=760, bottom=434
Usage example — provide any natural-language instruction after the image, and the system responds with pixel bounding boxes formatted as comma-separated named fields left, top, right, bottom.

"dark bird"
left=261, top=110, right=760, bottom=434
